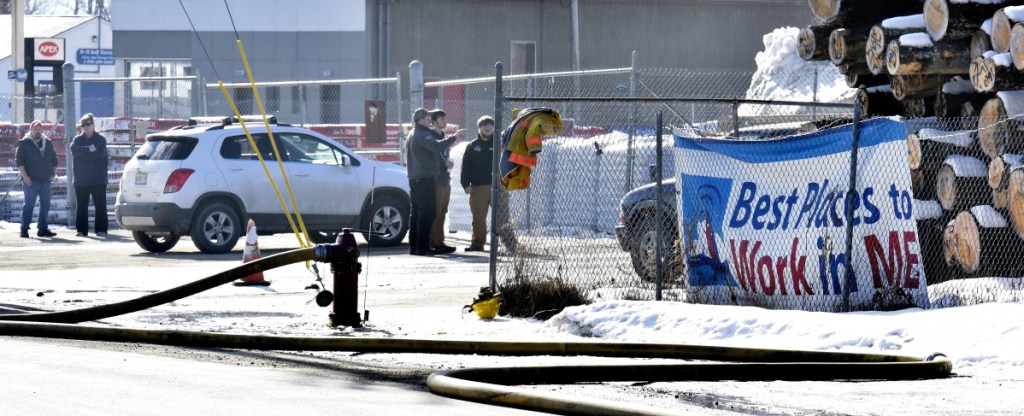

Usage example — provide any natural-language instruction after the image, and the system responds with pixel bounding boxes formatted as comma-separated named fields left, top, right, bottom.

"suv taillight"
left=163, top=168, right=194, bottom=193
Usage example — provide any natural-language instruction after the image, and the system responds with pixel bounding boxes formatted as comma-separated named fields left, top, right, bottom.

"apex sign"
left=33, top=38, right=65, bottom=62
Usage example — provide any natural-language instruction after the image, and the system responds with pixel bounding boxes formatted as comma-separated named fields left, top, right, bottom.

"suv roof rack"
left=187, top=115, right=278, bottom=127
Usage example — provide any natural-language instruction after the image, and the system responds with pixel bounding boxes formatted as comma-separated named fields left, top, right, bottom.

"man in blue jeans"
left=15, top=121, right=59, bottom=238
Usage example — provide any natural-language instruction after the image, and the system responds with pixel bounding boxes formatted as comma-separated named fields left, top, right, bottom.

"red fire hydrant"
left=329, top=229, right=362, bottom=327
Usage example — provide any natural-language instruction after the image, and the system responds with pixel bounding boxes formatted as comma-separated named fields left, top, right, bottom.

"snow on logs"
left=886, top=32, right=972, bottom=75
left=935, top=76, right=993, bottom=120
left=908, top=128, right=978, bottom=198
left=867, top=14, right=927, bottom=74
left=810, top=0, right=925, bottom=26
left=924, top=0, right=1013, bottom=42
left=977, top=91, right=1024, bottom=158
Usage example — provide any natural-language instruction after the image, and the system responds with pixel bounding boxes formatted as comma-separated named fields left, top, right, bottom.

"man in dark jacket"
left=70, top=113, right=109, bottom=237
left=406, top=107, right=464, bottom=255
left=460, top=115, right=519, bottom=252
left=15, top=121, right=59, bottom=238
left=428, top=108, right=458, bottom=252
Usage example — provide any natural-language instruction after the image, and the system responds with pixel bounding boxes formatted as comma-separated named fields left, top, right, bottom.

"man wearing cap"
left=460, top=115, right=519, bottom=252
left=428, top=108, right=459, bottom=252
left=70, top=113, right=109, bottom=237
left=15, top=121, right=59, bottom=238
left=406, top=108, right=464, bottom=255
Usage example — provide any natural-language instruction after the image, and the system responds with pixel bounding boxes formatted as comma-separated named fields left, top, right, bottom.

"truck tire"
left=190, top=202, right=241, bottom=253
left=629, top=215, right=679, bottom=283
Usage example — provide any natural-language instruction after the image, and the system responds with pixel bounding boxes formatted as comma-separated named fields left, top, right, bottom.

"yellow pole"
left=236, top=39, right=312, bottom=247
left=217, top=81, right=307, bottom=249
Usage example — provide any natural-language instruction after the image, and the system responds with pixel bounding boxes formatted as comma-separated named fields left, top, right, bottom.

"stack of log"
left=803, top=0, right=1024, bottom=280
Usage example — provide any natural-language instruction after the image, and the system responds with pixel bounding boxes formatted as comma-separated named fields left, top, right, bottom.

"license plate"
left=134, top=171, right=147, bottom=185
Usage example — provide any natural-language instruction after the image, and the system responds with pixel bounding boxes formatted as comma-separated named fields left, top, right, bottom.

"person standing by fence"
left=407, top=108, right=463, bottom=256
left=428, top=108, right=460, bottom=253
left=460, top=115, right=519, bottom=253
left=70, top=114, right=109, bottom=237
left=15, top=121, right=59, bottom=238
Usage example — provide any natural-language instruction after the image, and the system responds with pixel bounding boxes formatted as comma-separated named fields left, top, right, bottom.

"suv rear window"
left=135, top=136, right=198, bottom=160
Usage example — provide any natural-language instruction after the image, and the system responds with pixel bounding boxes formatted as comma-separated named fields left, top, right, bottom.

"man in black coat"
left=15, top=121, right=59, bottom=238
left=460, top=115, right=519, bottom=252
left=406, top=107, right=464, bottom=255
left=70, top=113, right=109, bottom=237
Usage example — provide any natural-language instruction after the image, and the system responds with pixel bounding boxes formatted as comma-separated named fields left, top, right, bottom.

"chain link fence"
left=478, top=66, right=1024, bottom=311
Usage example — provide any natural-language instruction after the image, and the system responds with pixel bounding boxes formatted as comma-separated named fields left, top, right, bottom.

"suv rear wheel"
left=132, top=231, right=180, bottom=253
left=363, top=196, right=408, bottom=247
left=190, top=202, right=241, bottom=253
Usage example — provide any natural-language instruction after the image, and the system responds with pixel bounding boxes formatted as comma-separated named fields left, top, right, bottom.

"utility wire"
left=177, top=0, right=221, bottom=80
left=223, top=0, right=241, bottom=40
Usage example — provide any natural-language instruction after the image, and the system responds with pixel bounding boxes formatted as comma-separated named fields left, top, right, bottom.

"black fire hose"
left=0, top=245, right=954, bottom=416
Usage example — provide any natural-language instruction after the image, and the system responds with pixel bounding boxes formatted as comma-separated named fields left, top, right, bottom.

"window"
left=266, top=86, right=280, bottom=113
left=137, top=137, right=198, bottom=160
left=223, top=134, right=286, bottom=161
left=510, top=41, right=537, bottom=75
left=140, top=66, right=166, bottom=91
left=278, top=133, right=357, bottom=166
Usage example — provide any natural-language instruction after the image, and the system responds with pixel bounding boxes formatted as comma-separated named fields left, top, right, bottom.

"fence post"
left=655, top=110, right=664, bottom=301
left=62, top=63, right=77, bottom=228
left=489, top=62, right=504, bottom=292
left=396, top=71, right=406, bottom=166
left=843, top=103, right=862, bottom=312
left=625, top=50, right=638, bottom=194
left=732, top=98, right=740, bottom=138
left=191, top=73, right=201, bottom=117
left=409, top=60, right=424, bottom=113
left=300, top=85, right=307, bottom=126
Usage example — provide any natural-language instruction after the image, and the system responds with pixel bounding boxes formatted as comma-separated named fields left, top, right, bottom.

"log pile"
left=801, top=0, right=1024, bottom=281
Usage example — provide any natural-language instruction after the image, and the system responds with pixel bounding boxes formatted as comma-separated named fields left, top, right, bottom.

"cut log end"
left=1010, top=23, right=1024, bottom=70
left=989, top=156, right=1006, bottom=190
left=886, top=40, right=901, bottom=75
left=908, top=133, right=923, bottom=170
left=809, top=0, right=840, bottom=24
left=1008, top=169, right=1024, bottom=239
left=952, top=211, right=982, bottom=273
left=943, top=219, right=958, bottom=266
left=978, top=97, right=1008, bottom=159
left=867, top=46, right=886, bottom=74
left=936, top=164, right=957, bottom=210
left=991, top=9, right=1012, bottom=54
left=924, top=0, right=949, bottom=42
left=970, top=56, right=997, bottom=92
left=971, top=29, right=992, bottom=60
left=829, top=28, right=847, bottom=65
left=868, top=25, right=886, bottom=56
left=993, top=188, right=1009, bottom=209
left=799, top=26, right=817, bottom=60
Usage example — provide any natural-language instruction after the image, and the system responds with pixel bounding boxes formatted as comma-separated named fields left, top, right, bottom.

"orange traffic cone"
left=234, top=219, right=270, bottom=286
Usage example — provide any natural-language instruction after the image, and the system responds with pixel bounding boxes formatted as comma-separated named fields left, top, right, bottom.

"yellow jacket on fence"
left=499, top=108, right=563, bottom=191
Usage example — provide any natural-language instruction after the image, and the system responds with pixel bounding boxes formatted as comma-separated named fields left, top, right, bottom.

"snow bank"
left=740, top=27, right=856, bottom=117
left=882, top=14, right=925, bottom=30
left=900, top=32, right=934, bottom=48
left=944, top=154, right=989, bottom=177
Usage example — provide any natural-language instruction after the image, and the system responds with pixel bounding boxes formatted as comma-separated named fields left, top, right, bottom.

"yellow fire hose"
left=0, top=245, right=953, bottom=416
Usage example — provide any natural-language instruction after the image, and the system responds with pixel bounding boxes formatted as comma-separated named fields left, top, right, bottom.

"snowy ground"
left=1, top=223, right=1023, bottom=414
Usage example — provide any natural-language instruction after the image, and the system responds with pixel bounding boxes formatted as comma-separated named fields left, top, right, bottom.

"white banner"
left=675, top=118, right=928, bottom=311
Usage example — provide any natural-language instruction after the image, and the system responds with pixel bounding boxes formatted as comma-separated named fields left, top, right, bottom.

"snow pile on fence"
left=741, top=26, right=856, bottom=117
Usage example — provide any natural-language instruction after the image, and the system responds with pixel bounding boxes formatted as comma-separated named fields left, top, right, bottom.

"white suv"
left=115, top=117, right=410, bottom=253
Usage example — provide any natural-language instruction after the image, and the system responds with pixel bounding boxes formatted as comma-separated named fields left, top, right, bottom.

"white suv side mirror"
left=339, top=154, right=350, bottom=167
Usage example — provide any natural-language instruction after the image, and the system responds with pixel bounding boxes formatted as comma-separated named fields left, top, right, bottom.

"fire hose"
left=0, top=240, right=953, bottom=416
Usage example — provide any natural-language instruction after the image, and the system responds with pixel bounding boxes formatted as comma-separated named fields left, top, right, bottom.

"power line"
left=177, top=0, right=221, bottom=80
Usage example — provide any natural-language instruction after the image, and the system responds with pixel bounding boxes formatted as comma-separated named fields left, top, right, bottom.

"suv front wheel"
left=363, top=195, right=408, bottom=247
left=190, top=202, right=241, bottom=253
left=630, top=215, right=681, bottom=283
